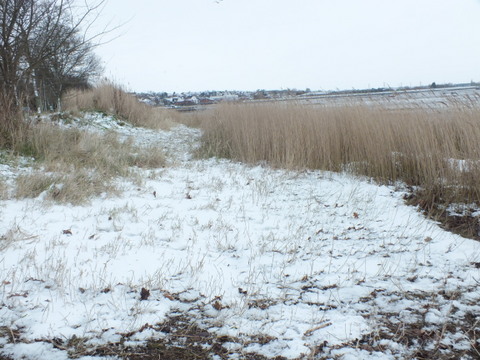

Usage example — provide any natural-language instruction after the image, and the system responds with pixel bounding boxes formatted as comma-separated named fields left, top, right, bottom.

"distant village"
left=135, top=82, right=480, bottom=110
left=134, top=89, right=311, bottom=110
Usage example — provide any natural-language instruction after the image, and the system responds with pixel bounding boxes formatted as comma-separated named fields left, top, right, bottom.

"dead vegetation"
left=4, top=300, right=477, bottom=359
left=5, top=314, right=284, bottom=360
left=62, top=82, right=179, bottom=129
left=0, top=176, right=7, bottom=200
left=196, top=101, right=480, bottom=240
left=338, top=294, right=480, bottom=360
left=0, top=82, right=174, bottom=204
left=10, top=123, right=165, bottom=205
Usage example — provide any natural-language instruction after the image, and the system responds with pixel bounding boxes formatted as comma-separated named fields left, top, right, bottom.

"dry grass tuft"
left=15, top=172, right=61, bottom=199
left=12, top=123, right=165, bottom=204
left=47, top=314, right=278, bottom=359
left=15, top=124, right=165, bottom=174
left=0, top=91, right=26, bottom=149
left=62, top=81, right=179, bottom=129
left=175, top=109, right=211, bottom=129
left=197, top=102, right=480, bottom=222
left=15, top=171, right=116, bottom=204
left=0, top=176, right=7, bottom=199
left=0, top=162, right=8, bottom=200
left=0, top=184, right=5, bottom=199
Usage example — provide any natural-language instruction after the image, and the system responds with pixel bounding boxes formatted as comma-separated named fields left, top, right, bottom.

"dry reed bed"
left=198, top=102, right=480, bottom=212
left=62, top=82, right=179, bottom=129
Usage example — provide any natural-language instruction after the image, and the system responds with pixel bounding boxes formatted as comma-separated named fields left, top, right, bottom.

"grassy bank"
left=0, top=83, right=172, bottom=204
left=62, top=82, right=179, bottom=129
left=10, top=123, right=165, bottom=204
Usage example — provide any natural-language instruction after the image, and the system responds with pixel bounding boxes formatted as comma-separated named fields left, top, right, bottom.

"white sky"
left=91, top=0, right=480, bottom=93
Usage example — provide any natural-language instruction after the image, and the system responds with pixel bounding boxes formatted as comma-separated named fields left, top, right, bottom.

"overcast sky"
left=91, top=0, right=480, bottom=93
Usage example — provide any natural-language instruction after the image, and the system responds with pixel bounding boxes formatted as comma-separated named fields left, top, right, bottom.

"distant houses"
left=135, top=82, right=480, bottom=110
left=137, top=91, right=244, bottom=109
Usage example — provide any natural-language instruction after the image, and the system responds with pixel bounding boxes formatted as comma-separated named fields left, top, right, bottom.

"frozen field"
left=293, top=86, right=480, bottom=111
left=1, top=114, right=480, bottom=359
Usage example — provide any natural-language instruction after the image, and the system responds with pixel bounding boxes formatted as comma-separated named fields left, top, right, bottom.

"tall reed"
left=62, top=81, right=178, bottom=129
left=198, top=102, right=480, bottom=207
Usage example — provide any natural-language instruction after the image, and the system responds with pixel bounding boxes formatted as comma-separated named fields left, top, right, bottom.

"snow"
left=1, top=114, right=480, bottom=359
left=303, top=87, right=480, bottom=110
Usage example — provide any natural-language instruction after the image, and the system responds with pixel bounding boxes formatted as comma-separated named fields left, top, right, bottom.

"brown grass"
left=16, top=125, right=165, bottom=174
left=12, top=123, right=165, bottom=204
left=0, top=91, right=26, bottom=149
left=14, top=171, right=116, bottom=204
left=0, top=177, right=7, bottom=199
left=197, top=102, right=480, bottom=210
left=61, top=81, right=179, bottom=129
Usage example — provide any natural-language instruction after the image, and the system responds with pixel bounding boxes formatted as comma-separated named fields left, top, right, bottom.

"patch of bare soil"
left=404, top=192, right=480, bottom=241
left=356, top=311, right=479, bottom=359
left=41, top=314, right=287, bottom=360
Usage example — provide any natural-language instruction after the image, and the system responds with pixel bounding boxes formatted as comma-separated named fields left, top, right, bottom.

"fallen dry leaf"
left=304, top=321, right=332, bottom=337
left=212, top=300, right=223, bottom=310
left=140, top=287, right=150, bottom=300
left=238, top=287, right=248, bottom=295
left=163, top=292, right=174, bottom=301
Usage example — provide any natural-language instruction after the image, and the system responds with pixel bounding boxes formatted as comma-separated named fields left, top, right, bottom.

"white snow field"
left=1, top=114, right=480, bottom=359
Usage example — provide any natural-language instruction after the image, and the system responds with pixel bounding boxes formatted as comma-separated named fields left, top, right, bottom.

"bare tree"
left=28, top=21, right=103, bottom=111
left=0, top=0, right=107, bottom=143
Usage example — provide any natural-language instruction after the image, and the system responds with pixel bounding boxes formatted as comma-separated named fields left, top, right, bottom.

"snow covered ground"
left=301, top=86, right=480, bottom=110
left=1, top=115, right=480, bottom=359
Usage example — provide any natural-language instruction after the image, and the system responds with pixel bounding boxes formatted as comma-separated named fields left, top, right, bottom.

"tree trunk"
left=31, top=69, right=42, bottom=113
